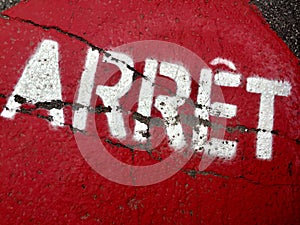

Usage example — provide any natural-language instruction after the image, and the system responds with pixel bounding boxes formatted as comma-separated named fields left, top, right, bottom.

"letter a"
left=1, top=40, right=64, bottom=126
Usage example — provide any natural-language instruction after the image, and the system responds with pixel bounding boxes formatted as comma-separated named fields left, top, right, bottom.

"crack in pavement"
left=0, top=14, right=299, bottom=153
left=182, top=169, right=298, bottom=187
left=183, top=169, right=229, bottom=179
left=0, top=93, right=111, bottom=133
left=0, top=92, right=293, bottom=140
left=0, top=13, right=147, bottom=81
left=0, top=13, right=104, bottom=53
left=12, top=94, right=112, bottom=113
left=0, top=14, right=298, bottom=145
left=0, top=13, right=299, bottom=187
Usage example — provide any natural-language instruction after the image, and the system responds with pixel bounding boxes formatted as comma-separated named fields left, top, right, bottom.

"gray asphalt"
left=0, top=0, right=299, bottom=58
left=251, top=0, right=299, bottom=58
left=0, top=0, right=19, bottom=11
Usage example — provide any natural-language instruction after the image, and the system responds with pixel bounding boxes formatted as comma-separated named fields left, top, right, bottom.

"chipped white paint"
left=210, top=102, right=237, bottom=119
left=96, top=55, right=239, bottom=154
left=192, top=66, right=238, bottom=158
left=1, top=40, right=64, bottom=126
left=210, top=57, right=241, bottom=87
left=205, top=138, right=237, bottom=159
left=73, top=48, right=99, bottom=130
left=214, top=71, right=241, bottom=87
left=210, top=57, right=237, bottom=71
left=192, top=58, right=241, bottom=158
left=134, top=59, right=158, bottom=142
left=192, top=68, right=212, bottom=151
left=96, top=51, right=134, bottom=139
left=2, top=37, right=293, bottom=164
left=154, top=62, right=191, bottom=150
left=246, top=77, right=291, bottom=159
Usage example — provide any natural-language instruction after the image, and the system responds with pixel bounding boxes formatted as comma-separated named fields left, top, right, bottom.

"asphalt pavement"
left=0, top=0, right=299, bottom=58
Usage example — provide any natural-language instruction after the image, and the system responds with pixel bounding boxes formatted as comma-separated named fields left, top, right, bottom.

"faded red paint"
left=0, top=0, right=299, bottom=224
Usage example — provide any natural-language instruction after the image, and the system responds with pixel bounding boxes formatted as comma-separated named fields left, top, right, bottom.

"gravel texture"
left=251, top=0, right=299, bottom=58
left=0, top=0, right=20, bottom=11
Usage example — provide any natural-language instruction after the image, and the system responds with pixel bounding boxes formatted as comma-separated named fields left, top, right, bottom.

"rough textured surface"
left=0, top=0, right=299, bottom=224
left=0, top=0, right=20, bottom=11
left=1, top=0, right=299, bottom=58
left=251, top=0, right=300, bottom=58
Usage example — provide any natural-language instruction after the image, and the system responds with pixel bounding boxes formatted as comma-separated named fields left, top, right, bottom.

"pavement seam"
left=0, top=13, right=298, bottom=144
left=0, top=12, right=298, bottom=186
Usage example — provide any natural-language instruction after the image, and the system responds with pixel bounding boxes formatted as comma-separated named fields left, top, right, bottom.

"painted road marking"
left=134, top=59, right=158, bottom=142
left=246, top=77, right=291, bottom=159
left=95, top=51, right=134, bottom=139
left=73, top=48, right=99, bottom=131
left=0, top=39, right=292, bottom=161
left=1, top=40, right=64, bottom=126
left=153, top=61, right=191, bottom=150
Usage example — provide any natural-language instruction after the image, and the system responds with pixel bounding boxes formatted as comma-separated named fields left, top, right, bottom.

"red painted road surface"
left=0, top=0, right=299, bottom=224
